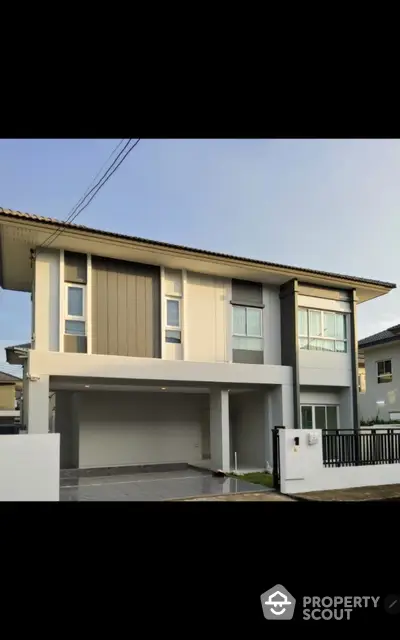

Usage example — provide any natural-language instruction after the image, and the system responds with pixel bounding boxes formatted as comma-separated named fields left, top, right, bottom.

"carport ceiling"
left=49, top=377, right=258, bottom=394
left=50, top=380, right=208, bottom=393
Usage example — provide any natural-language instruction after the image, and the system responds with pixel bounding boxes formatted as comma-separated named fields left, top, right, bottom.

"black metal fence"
left=322, top=428, right=400, bottom=468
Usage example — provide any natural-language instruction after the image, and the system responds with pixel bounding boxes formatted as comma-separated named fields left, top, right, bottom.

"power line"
left=36, top=138, right=140, bottom=255
left=36, top=139, right=130, bottom=254
left=64, top=138, right=126, bottom=220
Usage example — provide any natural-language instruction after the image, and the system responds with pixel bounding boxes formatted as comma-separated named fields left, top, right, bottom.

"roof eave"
left=5, top=346, right=28, bottom=366
left=0, top=208, right=397, bottom=296
left=358, top=336, right=400, bottom=350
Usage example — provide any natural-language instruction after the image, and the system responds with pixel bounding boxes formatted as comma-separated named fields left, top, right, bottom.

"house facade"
left=359, top=325, right=400, bottom=423
left=0, top=207, right=395, bottom=472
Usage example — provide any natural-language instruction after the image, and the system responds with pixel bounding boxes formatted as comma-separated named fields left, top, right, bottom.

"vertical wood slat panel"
left=64, top=251, right=87, bottom=284
left=127, top=273, right=137, bottom=357
left=98, top=261, right=109, bottom=356
left=145, top=276, right=153, bottom=358
left=91, top=256, right=160, bottom=358
left=136, top=276, right=146, bottom=357
left=117, top=264, right=128, bottom=356
left=91, top=266, right=97, bottom=355
left=107, top=269, right=118, bottom=355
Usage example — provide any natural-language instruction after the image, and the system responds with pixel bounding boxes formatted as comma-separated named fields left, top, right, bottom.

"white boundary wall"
left=279, top=429, right=400, bottom=494
left=0, top=434, right=60, bottom=501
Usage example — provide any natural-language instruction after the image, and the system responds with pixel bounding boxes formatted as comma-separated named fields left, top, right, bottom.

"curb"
left=169, top=489, right=275, bottom=502
left=286, top=494, right=400, bottom=502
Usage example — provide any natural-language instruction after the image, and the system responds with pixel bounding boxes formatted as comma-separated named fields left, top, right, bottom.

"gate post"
left=272, top=426, right=285, bottom=491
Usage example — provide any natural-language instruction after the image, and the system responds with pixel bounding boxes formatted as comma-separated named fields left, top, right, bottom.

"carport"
left=50, top=376, right=283, bottom=475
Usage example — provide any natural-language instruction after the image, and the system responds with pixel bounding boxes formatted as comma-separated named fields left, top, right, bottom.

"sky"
left=1, top=138, right=399, bottom=373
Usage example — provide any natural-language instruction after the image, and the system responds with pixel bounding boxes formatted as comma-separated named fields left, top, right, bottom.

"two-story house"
left=358, top=325, right=400, bottom=423
left=0, top=207, right=395, bottom=472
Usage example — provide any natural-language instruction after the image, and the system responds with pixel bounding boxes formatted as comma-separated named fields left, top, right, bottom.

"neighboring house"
left=359, top=325, right=400, bottom=423
left=0, top=371, right=22, bottom=424
left=358, top=352, right=366, bottom=394
left=0, top=206, right=396, bottom=472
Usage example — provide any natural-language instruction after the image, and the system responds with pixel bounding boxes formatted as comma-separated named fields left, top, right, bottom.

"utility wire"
left=37, top=138, right=140, bottom=253
left=36, top=138, right=140, bottom=255
left=36, top=139, right=130, bottom=253
left=63, top=138, right=126, bottom=220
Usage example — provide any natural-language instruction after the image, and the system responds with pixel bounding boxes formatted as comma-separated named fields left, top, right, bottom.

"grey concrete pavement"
left=60, top=468, right=272, bottom=501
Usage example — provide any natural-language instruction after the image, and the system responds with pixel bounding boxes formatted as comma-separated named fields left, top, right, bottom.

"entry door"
left=300, top=405, right=339, bottom=430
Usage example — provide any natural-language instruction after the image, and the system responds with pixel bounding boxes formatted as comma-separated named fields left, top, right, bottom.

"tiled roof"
left=0, top=206, right=397, bottom=290
left=359, top=325, right=400, bottom=349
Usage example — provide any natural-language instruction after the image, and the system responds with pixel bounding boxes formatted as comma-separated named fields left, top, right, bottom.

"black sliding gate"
left=272, top=426, right=284, bottom=491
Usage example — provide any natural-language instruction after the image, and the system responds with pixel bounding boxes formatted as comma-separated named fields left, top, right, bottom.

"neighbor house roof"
left=0, top=206, right=397, bottom=291
left=359, top=325, right=400, bottom=349
left=5, top=343, right=30, bottom=366
left=6, top=342, right=30, bottom=351
left=0, top=371, right=22, bottom=384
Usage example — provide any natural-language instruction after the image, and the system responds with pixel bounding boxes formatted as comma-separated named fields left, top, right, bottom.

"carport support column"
left=26, top=375, right=49, bottom=434
left=210, top=389, right=230, bottom=472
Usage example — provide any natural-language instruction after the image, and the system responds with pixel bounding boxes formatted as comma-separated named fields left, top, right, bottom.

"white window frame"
left=232, top=305, right=263, bottom=338
left=64, top=283, right=86, bottom=335
left=300, top=404, right=340, bottom=430
left=377, top=359, right=392, bottom=384
left=165, top=296, right=181, bottom=331
left=298, top=307, right=347, bottom=353
left=65, top=283, right=86, bottom=321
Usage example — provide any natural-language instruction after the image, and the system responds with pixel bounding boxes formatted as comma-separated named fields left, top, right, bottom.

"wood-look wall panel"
left=91, top=256, right=160, bottom=358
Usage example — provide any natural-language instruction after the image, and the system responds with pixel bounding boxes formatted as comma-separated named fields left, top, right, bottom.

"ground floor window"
left=300, top=405, right=339, bottom=430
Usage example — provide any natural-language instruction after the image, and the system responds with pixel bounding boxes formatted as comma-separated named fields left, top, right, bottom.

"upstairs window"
left=377, top=360, right=392, bottom=384
left=65, top=283, right=86, bottom=336
left=232, top=306, right=263, bottom=351
left=165, top=297, right=181, bottom=343
left=298, top=308, right=347, bottom=353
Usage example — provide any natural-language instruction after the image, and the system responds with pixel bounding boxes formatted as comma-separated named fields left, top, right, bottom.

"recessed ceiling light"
left=84, top=385, right=90, bottom=388
left=161, top=387, right=167, bottom=390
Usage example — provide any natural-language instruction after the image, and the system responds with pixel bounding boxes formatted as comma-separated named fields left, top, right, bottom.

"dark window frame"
left=377, top=359, right=392, bottom=384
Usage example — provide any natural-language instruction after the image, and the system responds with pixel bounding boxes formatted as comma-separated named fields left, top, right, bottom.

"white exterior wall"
left=185, top=272, right=230, bottom=363
left=210, top=388, right=230, bottom=471
left=230, top=391, right=268, bottom=469
left=163, top=268, right=183, bottom=361
left=263, top=285, right=281, bottom=365
left=298, top=294, right=352, bottom=387
left=279, top=428, right=400, bottom=494
left=0, top=434, right=60, bottom=501
left=78, top=391, right=208, bottom=468
left=30, top=249, right=281, bottom=371
left=269, top=384, right=294, bottom=429
left=33, top=249, right=60, bottom=352
left=359, top=342, right=400, bottom=422
left=300, top=388, right=341, bottom=405
left=26, top=374, right=50, bottom=434
left=29, top=349, right=292, bottom=386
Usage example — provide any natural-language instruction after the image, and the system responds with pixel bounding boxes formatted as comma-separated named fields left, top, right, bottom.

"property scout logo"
left=261, top=585, right=381, bottom=621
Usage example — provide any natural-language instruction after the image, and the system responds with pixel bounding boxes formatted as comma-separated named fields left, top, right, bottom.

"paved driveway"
left=60, top=468, right=272, bottom=501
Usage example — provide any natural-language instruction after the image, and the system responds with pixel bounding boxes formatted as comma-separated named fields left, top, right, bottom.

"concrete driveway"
left=60, top=468, right=272, bottom=501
